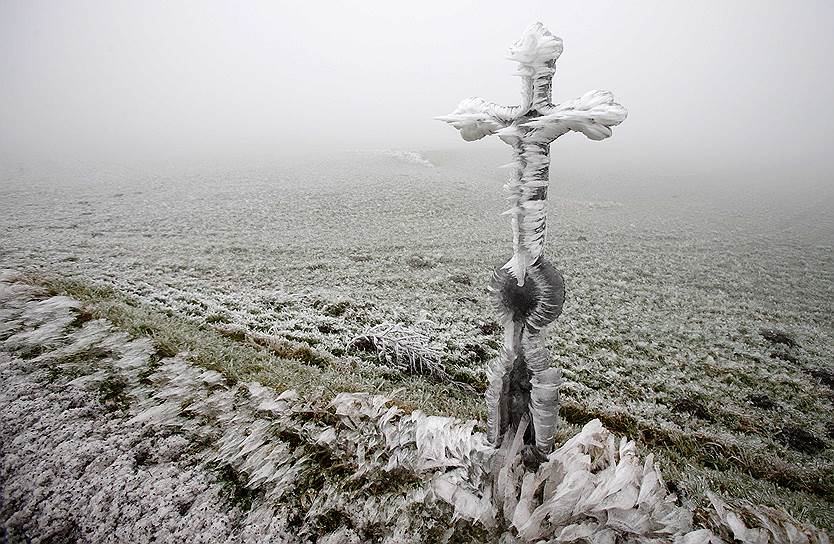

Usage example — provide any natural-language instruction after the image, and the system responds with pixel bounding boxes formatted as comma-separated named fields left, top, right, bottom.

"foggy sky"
left=2, top=1, right=834, bottom=179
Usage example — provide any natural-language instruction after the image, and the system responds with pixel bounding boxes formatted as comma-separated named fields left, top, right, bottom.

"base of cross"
left=485, top=257, right=565, bottom=459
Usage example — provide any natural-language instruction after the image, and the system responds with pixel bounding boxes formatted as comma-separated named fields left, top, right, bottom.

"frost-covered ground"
left=1, top=271, right=829, bottom=543
left=1, top=149, right=833, bottom=529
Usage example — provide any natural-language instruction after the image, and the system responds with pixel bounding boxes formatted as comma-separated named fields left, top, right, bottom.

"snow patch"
left=380, top=150, right=435, bottom=168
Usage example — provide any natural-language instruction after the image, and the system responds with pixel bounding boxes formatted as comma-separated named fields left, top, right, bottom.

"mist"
left=2, top=0, right=834, bottom=190
left=4, top=4, right=834, bottom=537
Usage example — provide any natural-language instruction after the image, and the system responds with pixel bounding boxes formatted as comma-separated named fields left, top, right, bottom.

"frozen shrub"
left=352, top=323, right=447, bottom=378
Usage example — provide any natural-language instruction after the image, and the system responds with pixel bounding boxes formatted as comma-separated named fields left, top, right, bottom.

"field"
left=1, top=148, right=833, bottom=529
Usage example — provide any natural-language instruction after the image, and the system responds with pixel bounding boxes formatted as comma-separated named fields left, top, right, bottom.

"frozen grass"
left=11, top=270, right=833, bottom=531
left=25, top=272, right=485, bottom=421
left=1, top=150, right=832, bottom=528
left=1, top=272, right=829, bottom=542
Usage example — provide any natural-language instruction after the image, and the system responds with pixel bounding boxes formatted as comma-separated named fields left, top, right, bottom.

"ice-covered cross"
left=438, top=24, right=626, bottom=455
left=437, top=22, right=626, bottom=287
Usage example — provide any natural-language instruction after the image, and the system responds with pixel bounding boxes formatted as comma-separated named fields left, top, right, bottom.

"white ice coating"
left=437, top=22, right=627, bottom=286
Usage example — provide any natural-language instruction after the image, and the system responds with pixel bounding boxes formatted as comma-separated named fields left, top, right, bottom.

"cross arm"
left=523, top=90, right=627, bottom=142
left=435, top=97, right=519, bottom=142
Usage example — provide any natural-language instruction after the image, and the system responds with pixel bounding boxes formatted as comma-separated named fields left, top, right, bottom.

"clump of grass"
left=97, top=375, right=130, bottom=411
left=671, top=395, right=714, bottom=421
left=69, top=307, right=95, bottom=328
left=211, top=463, right=261, bottom=513
left=213, top=324, right=331, bottom=368
left=17, top=344, right=45, bottom=360
left=759, top=327, right=797, bottom=348
left=152, top=338, right=179, bottom=360
left=49, top=345, right=113, bottom=381
left=770, top=349, right=799, bottom=364
left=449, top=273, right=472, bottom=286
left=809, top=368, right=834, bottom=389
left=445, top=366, right=487, bottom=393
left=214, top=324, right=247, bottom=342
left=478, top=321, right=500, bottom=336
left=746, top=393, right=776, bottom=410
left=775, top=426, right=827, bottom=455
left=406, top=255, right=435, bottom=269
left=323, top=301, right=351, bottom=317
left=137, top=360, right=162, bottom=386
left=205, top=312, right=231, bottom=324
left=317, top=323, right=338, bottom=334
left=460, top=343, right=490, bottom=364
left=283, top=334, right=320, bottom=346
left=249, top=333, right=330, bottom=369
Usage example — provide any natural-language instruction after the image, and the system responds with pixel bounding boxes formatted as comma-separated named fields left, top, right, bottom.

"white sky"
left=2, top=0, right=834, bottom=179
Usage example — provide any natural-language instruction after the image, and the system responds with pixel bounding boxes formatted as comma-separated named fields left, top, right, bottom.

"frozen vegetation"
left=1, top=271, right=830, bottom=542
left=0, top=149, right=832, bottom=538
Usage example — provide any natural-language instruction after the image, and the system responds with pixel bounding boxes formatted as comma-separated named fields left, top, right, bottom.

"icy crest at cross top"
left=437, top=22, right=627, bottom=286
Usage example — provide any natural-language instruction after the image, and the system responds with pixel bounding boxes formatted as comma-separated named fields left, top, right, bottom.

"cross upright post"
left=437, top=23, right=627, bottom=455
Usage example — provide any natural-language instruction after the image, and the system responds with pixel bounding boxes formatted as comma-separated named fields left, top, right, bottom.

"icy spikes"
left=485, top=258, right=564, bottom=454
left=485, top=336, right=563, bottom=455
left=490, top=257, right=565, bottom=334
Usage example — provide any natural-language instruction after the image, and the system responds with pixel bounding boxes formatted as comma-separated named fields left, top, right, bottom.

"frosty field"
left=1, top=149, right=833, bottom=529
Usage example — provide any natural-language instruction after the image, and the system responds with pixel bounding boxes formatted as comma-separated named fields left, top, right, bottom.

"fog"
left=2, top=1, right=834, bottom=189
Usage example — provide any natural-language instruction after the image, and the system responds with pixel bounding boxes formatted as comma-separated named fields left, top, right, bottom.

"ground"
left=0, top=148, right=832, bottom=529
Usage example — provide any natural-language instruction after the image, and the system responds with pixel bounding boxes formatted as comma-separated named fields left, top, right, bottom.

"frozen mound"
left=0, top=271, right=829, bottom=543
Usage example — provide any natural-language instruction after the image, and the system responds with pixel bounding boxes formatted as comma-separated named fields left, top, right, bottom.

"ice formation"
left=437, top=23, right=627, bottom=455
left=437, top=22, right=627, bottom=287
left=1, top=271, right=829, bottom=542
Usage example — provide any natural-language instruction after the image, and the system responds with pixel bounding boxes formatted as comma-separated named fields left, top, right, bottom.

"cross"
left=437, top=23, right=626, bottom=455
left=436, top=22, right=626, bottom=287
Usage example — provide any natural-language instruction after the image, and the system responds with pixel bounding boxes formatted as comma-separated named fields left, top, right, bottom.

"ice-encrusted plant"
left=352, top=323, right=448, bottom=376
left=437, top=23, right=626, bottom=455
